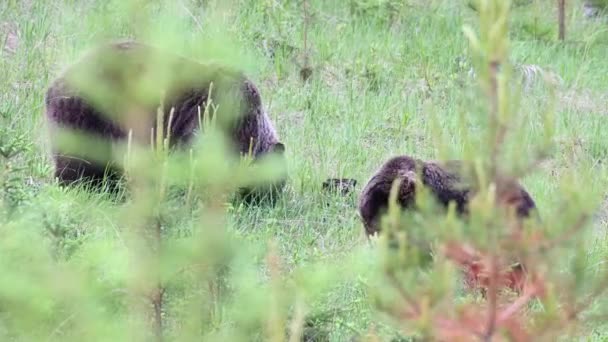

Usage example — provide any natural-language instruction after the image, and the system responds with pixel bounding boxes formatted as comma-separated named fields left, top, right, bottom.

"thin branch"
left=528, top=213, right=589, bottom=255
left=302, top=0, right=308, bottom=56
left=558, top=0, right=566, bottom=41
left=46, top=313, right=76, bottom=342
left=152, top=218, right=164, bottom=342
left=488, top=59, right=506, bottom=179
left=566, top=272, right=608, bottom=321
left=434, top=316, right=486, bottom=341
left=152, top=287, right=165, bottom=342
left=497, top=284, right=541, bottom=324
left=387, top=271, right=422, bottom=317
left=484, top=255, right=499, bottom=341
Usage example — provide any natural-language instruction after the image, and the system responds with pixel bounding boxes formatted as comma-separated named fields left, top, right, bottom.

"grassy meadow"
left=1, top=0, right=608, bottom=341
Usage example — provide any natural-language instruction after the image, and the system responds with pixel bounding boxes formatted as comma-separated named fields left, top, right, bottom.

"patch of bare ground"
left=594, top=196, right=608, bottom=229
left=1, top=21, right=19, bottom=56
left=558, top=88, right=608, bottom=115
left=542, top=139, right=608, bottom=231
left=279, top=110, right=306, bottom=128
left=319, top=64, right=343, bottom=93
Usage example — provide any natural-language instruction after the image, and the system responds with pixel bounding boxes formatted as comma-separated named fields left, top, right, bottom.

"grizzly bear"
left=358, top=155, right=537, bottom=237
left=44, top=40, right=286, bottom=203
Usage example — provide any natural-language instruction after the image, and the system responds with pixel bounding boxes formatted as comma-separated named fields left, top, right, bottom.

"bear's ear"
left=272, top=142, right=285, bottom=154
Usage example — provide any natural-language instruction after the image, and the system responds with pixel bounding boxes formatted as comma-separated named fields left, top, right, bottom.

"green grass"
left=1, top=0, right=608, bottom=341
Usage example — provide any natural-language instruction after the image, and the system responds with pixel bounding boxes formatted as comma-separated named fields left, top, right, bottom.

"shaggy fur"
left=358, top=155, right=537, bottom=237
left=45, top=40, right=286, bottom=202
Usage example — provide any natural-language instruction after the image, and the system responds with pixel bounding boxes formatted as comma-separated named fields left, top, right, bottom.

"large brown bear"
left=45, top=40, right=286, bottom=203
left=358, top=155, right=537, bottom=236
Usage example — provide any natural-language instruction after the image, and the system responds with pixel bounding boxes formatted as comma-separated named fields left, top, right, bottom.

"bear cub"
left=358, top=155, right=537, bottom=236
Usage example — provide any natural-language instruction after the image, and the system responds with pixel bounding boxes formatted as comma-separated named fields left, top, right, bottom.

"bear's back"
left=45, top=40, right=251, bottom=146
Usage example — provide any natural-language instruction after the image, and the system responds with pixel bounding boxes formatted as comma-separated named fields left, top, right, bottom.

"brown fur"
left=45, top=40, right=286, bottom=202
left=358, top=155, right=537, bottom=237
